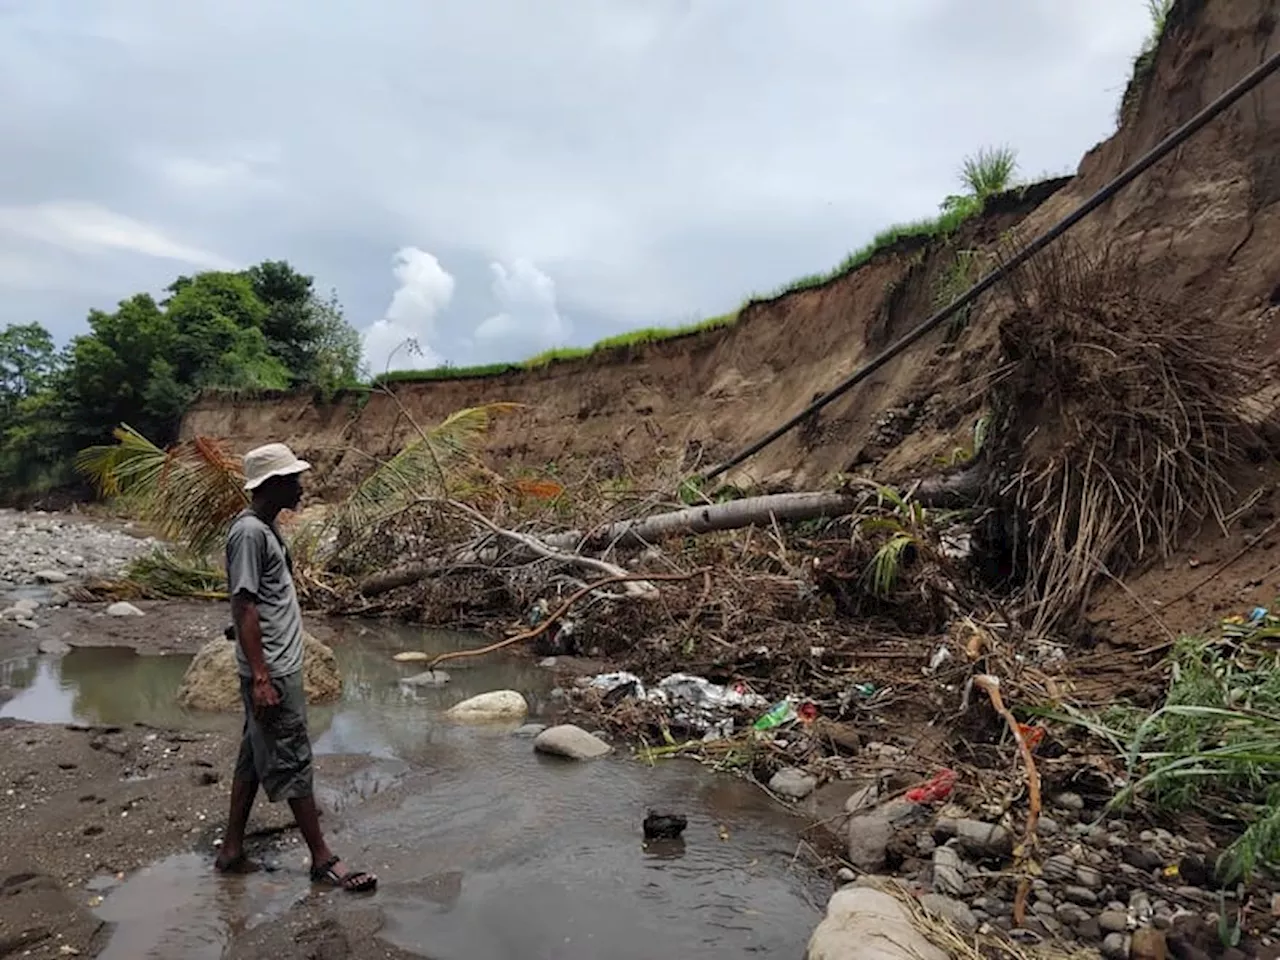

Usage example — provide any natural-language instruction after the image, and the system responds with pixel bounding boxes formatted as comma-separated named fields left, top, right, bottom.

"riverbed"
left=0, top=612, right=825, bottom=959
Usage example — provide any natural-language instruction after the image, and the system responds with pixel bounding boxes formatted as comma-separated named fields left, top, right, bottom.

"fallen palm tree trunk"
left=544, top=469, right=982, bottom=554
left=357, top=468, right=981, bottom=597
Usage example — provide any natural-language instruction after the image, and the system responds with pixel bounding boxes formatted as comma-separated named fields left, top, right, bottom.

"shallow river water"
left=1, top=619, right=824, bottom=959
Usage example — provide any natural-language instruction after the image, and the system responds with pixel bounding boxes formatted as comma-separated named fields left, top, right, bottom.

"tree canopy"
left=0, top=260, right=364, bottom=497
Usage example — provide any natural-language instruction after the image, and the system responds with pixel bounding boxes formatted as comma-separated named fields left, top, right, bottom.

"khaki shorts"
left=233, top=670, right=314, bottom=802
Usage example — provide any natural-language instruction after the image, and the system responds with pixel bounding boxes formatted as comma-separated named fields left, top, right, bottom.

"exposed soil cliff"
left=181, top=181, right=1064, bottom=498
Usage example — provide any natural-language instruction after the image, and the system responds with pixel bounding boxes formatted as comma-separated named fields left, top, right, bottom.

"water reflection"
left=0, top=620, right=558, bottom=757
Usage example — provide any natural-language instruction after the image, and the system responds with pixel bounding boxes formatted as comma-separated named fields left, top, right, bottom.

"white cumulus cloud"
left=471, top=258, right=570, bottom=361
left=361, top=246, right=456, bottom=374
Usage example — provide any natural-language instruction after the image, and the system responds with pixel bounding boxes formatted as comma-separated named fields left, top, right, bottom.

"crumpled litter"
left=583, top=671, right=768, bottom=736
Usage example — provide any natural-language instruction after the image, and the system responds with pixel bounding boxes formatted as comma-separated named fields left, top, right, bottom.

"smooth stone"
left=106, top=601, right=144, bottom=617
left=1101, top=932, right=1128, bottom=959
left=12, top=598, right=38, bottom=613
left=1056, top=903, right=1090, bottom=926
left=533, top=724, right=612, bottom=760
left=931, top=844, right=966, bottom=897
left=846, top=816, right=894, bottom=871
left=1076, top=864, right=1104, bottom=888
left=934, top=818, right=1012, bottom=858
left=1055, top=792, right=1085, bottom=811
left=1039, top=815, right=1061, bottom=836
left=1098, top=910, right=1129, bottom=933
left=33, top=570, right=69, bottom=583
left=1064, top=885, right=1099, bottom=905
left=917, top=894, right=978, bottom=933
left=512, top=723, right=547, bottom=738
left=1042, top=853, right=1076, bottom=883
left=176, top=634, right=342, bottom=711
left=38, top=638, right=70, bottom=655
left=444, top=690, right=529, bottom=723
left=806, top=886, right=947, bottom=960
left=843, top=782, right=880, bottom=815
left=770, top=767, right=818, bottom=800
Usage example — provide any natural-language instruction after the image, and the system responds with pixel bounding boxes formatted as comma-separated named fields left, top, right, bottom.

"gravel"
left=0, top=509, right=153, bottom=586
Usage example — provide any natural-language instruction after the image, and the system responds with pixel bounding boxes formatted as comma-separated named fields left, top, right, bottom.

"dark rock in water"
left=643, top=810, right=687, bottom=840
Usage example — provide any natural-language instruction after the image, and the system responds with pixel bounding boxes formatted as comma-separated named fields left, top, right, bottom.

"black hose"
left=700, top=47, right=1280, bottom=484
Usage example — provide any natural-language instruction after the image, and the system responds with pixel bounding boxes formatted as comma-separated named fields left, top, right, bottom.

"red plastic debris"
left=1016, top=723, right=1045, bottom=751
left=797, top=701, right=819, bottom=724
left=905, top=768, right=956, bottom=803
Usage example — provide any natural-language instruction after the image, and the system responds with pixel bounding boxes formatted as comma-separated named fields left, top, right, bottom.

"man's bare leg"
left=215, top=777, right=259, bottom=871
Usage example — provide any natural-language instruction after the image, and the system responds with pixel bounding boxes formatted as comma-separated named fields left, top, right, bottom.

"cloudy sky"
left=0, top=0, right=1151, bottom=374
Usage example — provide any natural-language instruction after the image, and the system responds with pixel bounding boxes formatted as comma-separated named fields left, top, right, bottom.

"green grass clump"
left=374, top=312, right=740, bottom=385
left=1119, top=0, right=1175, bottom=122
left=1055, top=611, right=1280, bottom=884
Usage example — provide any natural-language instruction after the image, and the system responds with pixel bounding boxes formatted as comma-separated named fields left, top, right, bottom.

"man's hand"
left=251, top=672, right=280, bottom=716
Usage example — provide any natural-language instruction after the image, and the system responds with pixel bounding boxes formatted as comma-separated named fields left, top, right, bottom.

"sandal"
left=310, top=855, right=377, bottom=893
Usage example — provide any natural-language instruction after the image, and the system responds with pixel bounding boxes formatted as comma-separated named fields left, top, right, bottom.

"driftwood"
left=356, top=468, right=981, bottom=597
left=544, top=469, right=980, bottom=553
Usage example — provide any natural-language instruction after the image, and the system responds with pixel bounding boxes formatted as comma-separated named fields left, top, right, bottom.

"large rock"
left=533, top=724, right=611, bottom=760
left=175, top=633, right=342, bottom=712
left=806, top=886, right=947, bottom=960
left=444, top=690, right=528, bottom=723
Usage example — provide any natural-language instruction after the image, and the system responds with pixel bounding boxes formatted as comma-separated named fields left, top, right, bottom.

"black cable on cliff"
left=700, top=47, right=1280, bottom=484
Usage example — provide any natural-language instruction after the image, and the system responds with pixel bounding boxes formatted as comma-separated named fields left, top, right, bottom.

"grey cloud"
left=0, top=0, right=1151, bottom=366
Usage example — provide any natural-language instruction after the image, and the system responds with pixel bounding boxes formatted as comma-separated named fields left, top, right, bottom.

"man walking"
left=213, top=441, right=376, bottom=893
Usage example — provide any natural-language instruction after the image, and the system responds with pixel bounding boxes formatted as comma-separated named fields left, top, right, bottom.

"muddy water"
left=1, top=620, right=823, bottom=958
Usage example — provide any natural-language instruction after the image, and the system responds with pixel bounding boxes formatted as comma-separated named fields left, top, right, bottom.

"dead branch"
left=445, top=500, right=657, bottom=597
left=396, top=570, right=706, bottom=669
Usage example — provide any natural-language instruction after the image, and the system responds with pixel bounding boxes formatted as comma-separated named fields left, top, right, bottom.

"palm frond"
left=324, top=402, right=518, bottom=548
left=74, top=423, right=248, bottom=556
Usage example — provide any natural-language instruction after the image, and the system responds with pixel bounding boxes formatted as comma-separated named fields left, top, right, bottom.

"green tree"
left=0, top=258, right=365, bottom=500
left=0, top=323, right=59, bottom=414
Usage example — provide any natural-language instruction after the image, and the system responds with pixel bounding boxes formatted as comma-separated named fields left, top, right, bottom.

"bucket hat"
left=242, top=442, right=311, bottom=491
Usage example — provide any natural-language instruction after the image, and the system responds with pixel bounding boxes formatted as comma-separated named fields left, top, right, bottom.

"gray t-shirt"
left=226, top=509, right=304, bottom=679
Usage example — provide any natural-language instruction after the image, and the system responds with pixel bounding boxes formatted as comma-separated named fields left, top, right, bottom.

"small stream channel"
left=0, top=617, right=825, bottom=959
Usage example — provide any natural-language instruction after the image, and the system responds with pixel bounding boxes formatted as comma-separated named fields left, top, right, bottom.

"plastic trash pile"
left=584, top=671, right=770, bottom=739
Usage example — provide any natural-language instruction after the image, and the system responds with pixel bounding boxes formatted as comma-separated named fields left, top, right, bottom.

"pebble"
left=835, top=867, right=855, bottom=884
left=768, top=767, right=817, bottom=801
left=1101, top=932, right=1128, bottom=959
left=1063, top=885, right=1099, bottom=905
left=1075, top=864, right=1103, bottom=888
left=106, top=601, right=144, bottom=617
left=0, top=511, right=152, bottom=585
left=843, top=783, right=880, bottom=815
left=934, top=817, right=1012, bottom=858
left=1055, top=792, right=1085, bottom=811
left=1038, top=815, right=1061, bottom=837
left=1056, top=903, right=1090, bottom=926
left=1043, top=854, right=1076, bottom=883
left=1098, top=910, right=1129, bottom=933
left=931, top=844, right=966, bottom=896
left=918, top=894, right=978, bottom=933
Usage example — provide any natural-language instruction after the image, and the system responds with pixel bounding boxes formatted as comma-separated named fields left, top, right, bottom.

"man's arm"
left=227, top=523, right=279, bottom=711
